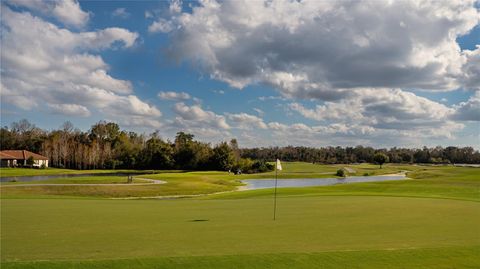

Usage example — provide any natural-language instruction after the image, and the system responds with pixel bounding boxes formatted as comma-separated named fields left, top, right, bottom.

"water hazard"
left=0, top=172, right=152, bottom=183
left=241, top=175, right=406, bottom=190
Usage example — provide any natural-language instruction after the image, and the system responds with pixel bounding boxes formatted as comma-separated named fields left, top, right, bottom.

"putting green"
left=2, top=196, right=479, bottom=262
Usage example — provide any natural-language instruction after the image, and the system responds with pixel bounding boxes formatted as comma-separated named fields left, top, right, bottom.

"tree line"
left=1, top=120, right=479, bottom=172
left=240, top=145, right=480, bottom=164
left=0, top=119, right=273, bottom=173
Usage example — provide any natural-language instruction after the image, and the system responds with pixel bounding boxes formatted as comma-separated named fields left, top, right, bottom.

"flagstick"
left=273, top=163, right=278, bottom=221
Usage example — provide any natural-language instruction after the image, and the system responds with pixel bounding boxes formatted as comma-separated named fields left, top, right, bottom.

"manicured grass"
left=1, top=163, right=479, bottom=268
left=3, top=245, right=479, bottom=269
left=2, top=197, right=479, bottom=264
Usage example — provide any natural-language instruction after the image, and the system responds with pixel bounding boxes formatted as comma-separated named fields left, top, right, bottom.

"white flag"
left=276, top=159, right=282, bottom=171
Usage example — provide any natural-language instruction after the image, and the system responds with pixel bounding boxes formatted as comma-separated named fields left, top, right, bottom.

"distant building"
left=0, top=150, right=49, bottom=168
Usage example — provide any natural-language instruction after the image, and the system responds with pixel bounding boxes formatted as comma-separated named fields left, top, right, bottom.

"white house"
left=0, top=150, right=49, bottom=168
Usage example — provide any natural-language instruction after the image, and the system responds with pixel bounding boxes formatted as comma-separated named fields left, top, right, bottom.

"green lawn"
left=1, top=163, right=479, bottom=268
left=3, top=246, right=479, bottom=269
left=2, top=196, right=479, bottom=267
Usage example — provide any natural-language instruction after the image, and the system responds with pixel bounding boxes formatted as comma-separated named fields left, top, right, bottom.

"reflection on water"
left=241, top=175, right=406, bottom=190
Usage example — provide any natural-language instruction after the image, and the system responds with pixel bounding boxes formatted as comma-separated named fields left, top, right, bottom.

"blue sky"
left=1, top=0, right=479, bottom=148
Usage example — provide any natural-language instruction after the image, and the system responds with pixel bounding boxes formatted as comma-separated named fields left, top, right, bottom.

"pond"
left=241, top=175, right=406, bottom=190
left=0, top=172, right=153, bottom=183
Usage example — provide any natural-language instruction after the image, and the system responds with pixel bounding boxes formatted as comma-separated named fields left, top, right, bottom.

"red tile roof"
left=0, top=152, right=17, bottom=159
left=0, top=150, right=48, bottom=160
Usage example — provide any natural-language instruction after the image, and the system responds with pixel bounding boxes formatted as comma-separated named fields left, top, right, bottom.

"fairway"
left=2, top=196, right=480, bottom=268
left=1, top=164, right=479, bottom=268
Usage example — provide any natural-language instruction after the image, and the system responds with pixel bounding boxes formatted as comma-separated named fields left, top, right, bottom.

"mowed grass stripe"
left=2, top=196, right=479, bottom=261
left=2, top=246, right=479, bottom=269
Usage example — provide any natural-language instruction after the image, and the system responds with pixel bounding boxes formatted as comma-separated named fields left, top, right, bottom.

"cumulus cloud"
left=7, top=0, right=90, bottom=28
left=0, top=7, right=160, bottom=126
left=159, top=0, right=478, bottom=95
left=172, top=102, right=230, bottom=129
left=451, top=91, right=480, bottom=121
left=147, top=0, right=182, bottom=33
left=460, top=46, right=480, bottom=90
left=149, top=18, right=174, bottom=33
left=48, top=104, right=91, bottom=117
left=290, top=88, right=453, bottom=122
left=112, top=8, right=130, bottom=19
left=147, top=0, right=479, bottom=145
left=288, top=88, right=462, bottom=137
left=226, top=113, right=268, bottom=130
left=158, top=91, right=191, bottom=101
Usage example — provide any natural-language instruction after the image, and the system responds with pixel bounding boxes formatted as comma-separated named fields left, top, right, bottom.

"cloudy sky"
left=1, top=0, right=479, bottom=148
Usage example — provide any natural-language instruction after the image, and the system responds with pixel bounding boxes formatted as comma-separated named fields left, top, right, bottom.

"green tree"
left=373, top=153, right=389, bottom=168
left=174, top=132, right=197, bottom=169
left=142, top=133, right=174, bottom=169
left=211, top=142, right=235, bottom=171
left=26, top=156, right=35, bottom=166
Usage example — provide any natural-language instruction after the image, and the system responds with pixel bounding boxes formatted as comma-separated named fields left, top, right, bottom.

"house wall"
left=0, top=158, right=48, bottom=167
left=33, top=159, right=49, bottom=167
left=0, top=160, right=17, bottom=167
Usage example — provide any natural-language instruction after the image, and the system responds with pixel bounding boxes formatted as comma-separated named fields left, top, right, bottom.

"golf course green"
left=1, top=163, right=479, bottom=268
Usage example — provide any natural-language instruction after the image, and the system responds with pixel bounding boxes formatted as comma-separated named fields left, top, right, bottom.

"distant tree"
left=373, top=153, right=389, bottom=168
left=229, top=139, right=241, bottom=162
left=211, top=142, right=235, bottom=171
left=336, top=169, right=346, bottom=177
left=26, top=156, right=35, bottom=166
left=141, top=133, right=174, bottom=169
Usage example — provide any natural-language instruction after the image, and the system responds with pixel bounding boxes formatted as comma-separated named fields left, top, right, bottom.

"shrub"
left=232, top=159, right=274, bottom=174
left=26, top=156, right=35, bottom=166
left=336, top=169, right=346, bottom=177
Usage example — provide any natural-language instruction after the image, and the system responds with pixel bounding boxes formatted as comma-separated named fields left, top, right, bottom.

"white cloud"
left=0, top=7, right=160, bottom=128
left=288, top=88, right=461, bottom=137
left=258, top=96, right=287, bottom=101
left=158, top=91, right=191, bottom=101
left=172, top=102, right=230, bottom=129
left=52, top=0, right=89, bottom=27
left=160, top=0, right=478, bottom=95
left=451, top=91, right=480, bottom=121
left=291, top=88, right=453, bottom=122
left=149, top=18, right=174, bottom=33
left=48, top=103, right=91, bottom=117
left=104, top=95, right=162, bottom=117
left=8, top=0, right=90, bottom=28
left=253, top=108, right=264, bottom=116
left=226, top=113, right=267, bottom=130
left=112, top=8, right=130, bottom=19
left=145, top=10, right=153, bottom=19
left=147, top=0, right=182, bottom=33
left=212, top=89, right=225, bottom=95
left=460, top=46, right=480, bottom=91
